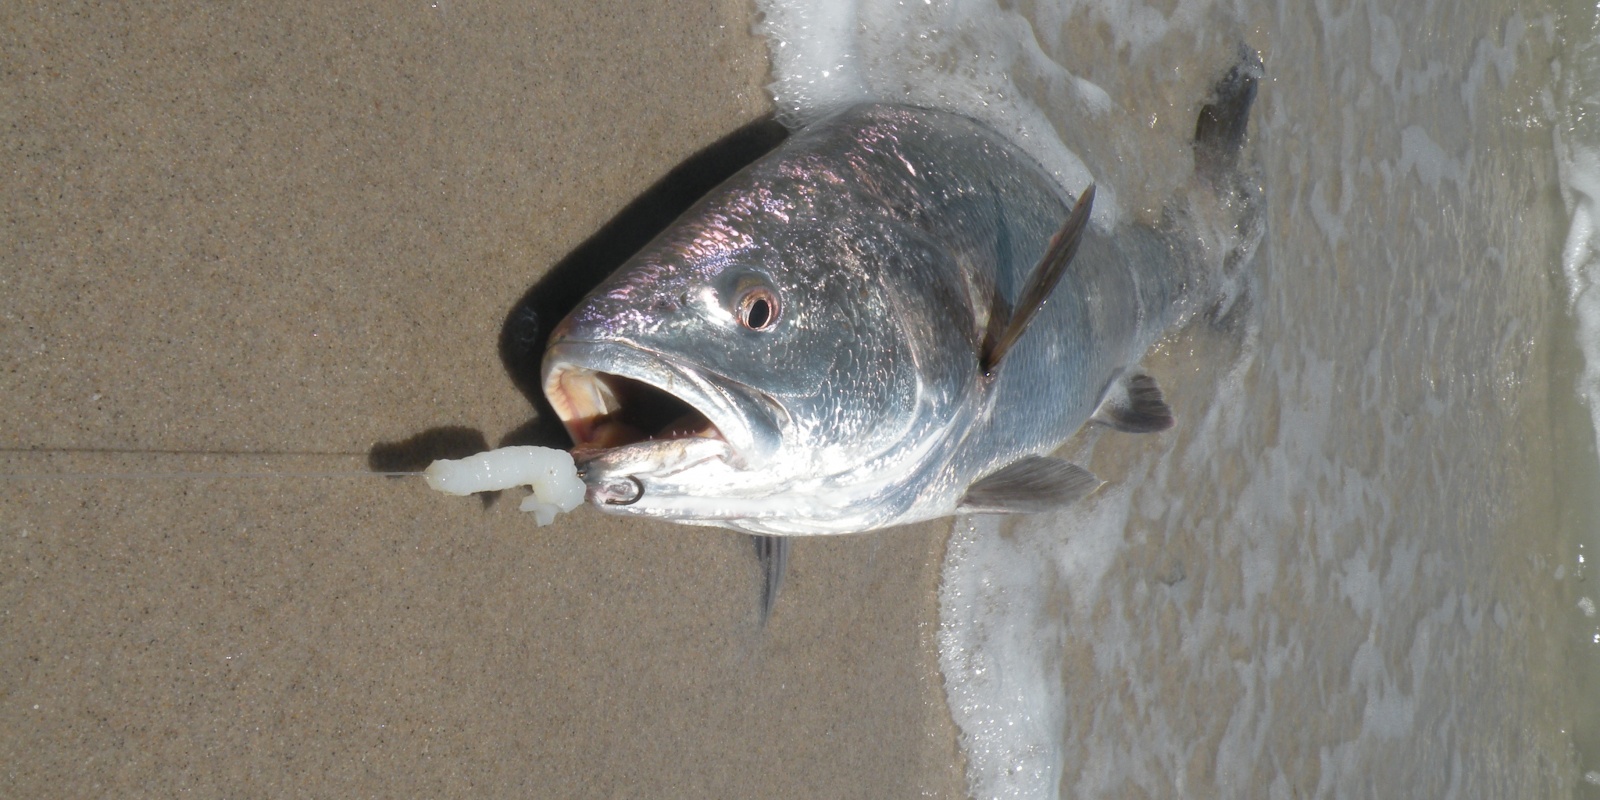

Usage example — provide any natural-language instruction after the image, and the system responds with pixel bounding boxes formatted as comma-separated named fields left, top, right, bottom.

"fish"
left=541, top=58, right=1260, bottom=545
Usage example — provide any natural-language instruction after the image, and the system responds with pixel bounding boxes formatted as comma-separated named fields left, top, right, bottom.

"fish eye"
left=737, top=286, right=780, bottom=331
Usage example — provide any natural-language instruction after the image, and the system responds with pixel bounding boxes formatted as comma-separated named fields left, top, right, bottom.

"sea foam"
left=1557, top=7, right=1600, bottom=438
left=755, top=0, right=1109, bottom=225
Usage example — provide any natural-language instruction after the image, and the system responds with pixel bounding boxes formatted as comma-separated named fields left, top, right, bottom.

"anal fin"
left=1092, top=372, right=1174, bottom=433
left=959, top=456, right=1100, bottom=514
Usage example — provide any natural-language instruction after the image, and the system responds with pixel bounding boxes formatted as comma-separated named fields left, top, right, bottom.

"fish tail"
left=1193, top=46, right=1263, bottom=186
left=1190, top=46, right=1265, bottom=327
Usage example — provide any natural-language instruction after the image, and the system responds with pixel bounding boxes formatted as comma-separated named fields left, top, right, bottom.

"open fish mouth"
left=541, top=341, right=783, bottom=474
left=545, top=366, right=722, bottom=451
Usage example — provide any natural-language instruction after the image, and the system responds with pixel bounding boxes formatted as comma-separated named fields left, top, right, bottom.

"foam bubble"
left=1557, top=4, right=1600, bottom=486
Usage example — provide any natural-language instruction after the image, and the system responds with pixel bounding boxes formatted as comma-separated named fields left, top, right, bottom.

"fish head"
left=542, top=211, right=972, bottom=534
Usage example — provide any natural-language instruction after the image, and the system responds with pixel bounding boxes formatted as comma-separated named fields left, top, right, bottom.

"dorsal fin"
left=981, top=184, right=1096, bottom=375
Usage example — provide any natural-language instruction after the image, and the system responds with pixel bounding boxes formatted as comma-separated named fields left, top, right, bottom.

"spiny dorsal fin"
left=981, top=184, right=1095, bottom=376
left=1091, top=372, right=1175, bottom=433
left=958, top=455, right=1100, bottom=514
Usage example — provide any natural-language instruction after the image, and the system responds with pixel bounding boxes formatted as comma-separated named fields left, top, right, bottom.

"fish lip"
left=540, top=339, right=784, bottom=474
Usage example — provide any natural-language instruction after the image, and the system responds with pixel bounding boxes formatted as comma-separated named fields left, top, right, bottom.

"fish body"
left=543, top=101, right=1229, bottom=536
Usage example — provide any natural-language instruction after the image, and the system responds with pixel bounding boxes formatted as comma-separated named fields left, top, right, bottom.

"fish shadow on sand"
left=496, top=117, right=791, bottom=449
left=365, top=119, right=787, bottom=493
left=499, top=117, right=794, bottom=623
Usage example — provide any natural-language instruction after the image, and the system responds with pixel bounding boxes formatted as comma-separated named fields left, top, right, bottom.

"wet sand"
left=0, top=3, right=965, bottom=796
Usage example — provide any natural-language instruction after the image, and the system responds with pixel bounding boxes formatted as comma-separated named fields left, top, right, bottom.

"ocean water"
left=758, top=0, right=1600, bottom=796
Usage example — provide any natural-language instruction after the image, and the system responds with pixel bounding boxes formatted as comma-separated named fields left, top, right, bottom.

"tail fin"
left=1194, top=47, right=1263, bottom=188
left=1189, top=47, right=1264, bottom=328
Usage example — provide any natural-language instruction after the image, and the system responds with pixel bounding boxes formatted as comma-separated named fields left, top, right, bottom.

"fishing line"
left=0, top=471, right=423, bottom=481
left=0, top=447, right=425, bottom=482
left=4, top=444, right=587, bottom=526
left=1, top=445, right=583, bottom=525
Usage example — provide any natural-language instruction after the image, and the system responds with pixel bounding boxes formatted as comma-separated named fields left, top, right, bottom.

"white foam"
left=1557, top=7, right=1600, bottom=485
left=1460, top=12, right=1524, bottom=119
left=756, top=0, right=873, bottom=126
left=937, top=516, right=1069, bottom=800
left=1553, top=18, right=1600, bottom=767
left=1396, top=125, right=1467, bottom=194
left=756, top=0, right=1112, bottom=227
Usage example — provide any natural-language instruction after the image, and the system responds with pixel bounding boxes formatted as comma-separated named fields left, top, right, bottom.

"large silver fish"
left=542, top=62, right=1258, bottom=540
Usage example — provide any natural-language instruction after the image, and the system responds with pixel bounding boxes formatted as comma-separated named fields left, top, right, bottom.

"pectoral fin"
left=1091, top=372, right=1174, bottom=433
left=959, top=456, right=1100, bottom=514
left=981, top=184, right=1096, bottom=376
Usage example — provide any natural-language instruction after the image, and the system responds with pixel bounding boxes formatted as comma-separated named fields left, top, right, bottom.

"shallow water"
left=759, top=0, right=1600, bottom=795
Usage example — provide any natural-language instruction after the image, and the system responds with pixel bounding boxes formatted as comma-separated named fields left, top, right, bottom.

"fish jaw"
left=540, top=337, right=932, bottom=534
left=541, top=339, right=790, bottom=506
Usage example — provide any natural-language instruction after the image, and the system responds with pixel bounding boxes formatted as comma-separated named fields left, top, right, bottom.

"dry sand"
left=1, top=2, right=966, bottom=796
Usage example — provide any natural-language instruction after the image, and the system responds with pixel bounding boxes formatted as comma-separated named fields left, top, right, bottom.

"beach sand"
left=1, top=2, right=966, bottom=796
